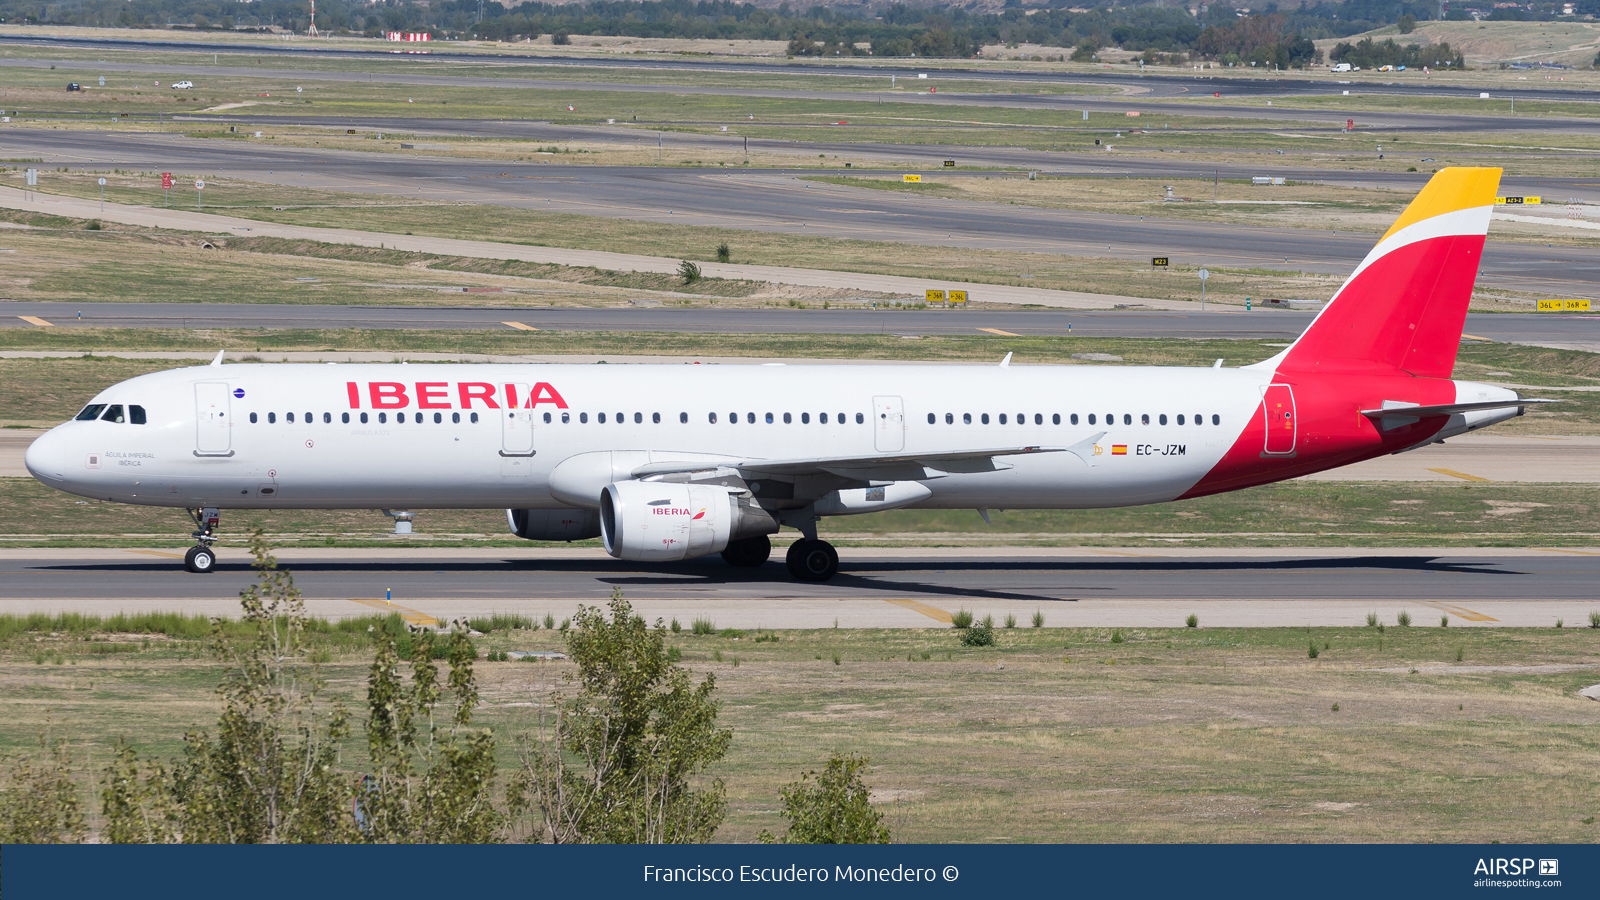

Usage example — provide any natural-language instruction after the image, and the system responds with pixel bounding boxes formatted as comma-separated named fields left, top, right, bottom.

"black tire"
left=785, top=539, right=838, bottom=582
left=184, top=545, right=216, bottom=574
left=720, top=534, right=772, bottom=568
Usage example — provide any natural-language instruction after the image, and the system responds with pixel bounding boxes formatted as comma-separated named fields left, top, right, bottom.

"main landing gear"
left=785, top=538, right=839, bottom=582
left=721, top=534, right=772, bottom=568
left=184, top=507, right=220, bottom=574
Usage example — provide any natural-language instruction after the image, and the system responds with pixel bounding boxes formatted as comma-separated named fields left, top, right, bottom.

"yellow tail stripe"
left=1380, top=167, right=1501, bottom=242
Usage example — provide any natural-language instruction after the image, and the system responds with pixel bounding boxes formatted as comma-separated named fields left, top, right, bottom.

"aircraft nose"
left=24, top=427, right=70, bottom=482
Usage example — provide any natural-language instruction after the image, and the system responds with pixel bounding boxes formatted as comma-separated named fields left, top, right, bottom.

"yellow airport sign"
left=926, top=289, right=946, bottom=303
left=1496, top=196, right=1542, bottom=205
left=1537, top=299, right=1591, bottom=312
left=1151, top=257, right=1169, bottom=267
left=903, top=174, right=922, bottom=183
left=949, top=290, right=968, bottom=303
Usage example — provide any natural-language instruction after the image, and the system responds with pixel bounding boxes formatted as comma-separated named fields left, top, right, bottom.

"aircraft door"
left=873, top=395, right=905, bottom=452
left=194, top=382, right=233, bottom=456
left=1261, top=384, right=1297, bottom=456
left=501, top=382, right=535, bottom=476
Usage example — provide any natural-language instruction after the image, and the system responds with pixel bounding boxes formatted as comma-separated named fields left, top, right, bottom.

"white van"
left=1330, top=63, right=1352, bottom=73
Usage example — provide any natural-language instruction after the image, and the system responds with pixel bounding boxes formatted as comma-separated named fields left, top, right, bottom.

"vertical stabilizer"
left=1263, top=167, right=1501, bottom=379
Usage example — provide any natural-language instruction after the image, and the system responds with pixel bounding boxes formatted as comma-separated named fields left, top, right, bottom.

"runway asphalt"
left=5, top=303, right=1597, bottom=350
left=8, top=129, right=1600, bottom=295
left=1, top=547, right=1594, bottom=628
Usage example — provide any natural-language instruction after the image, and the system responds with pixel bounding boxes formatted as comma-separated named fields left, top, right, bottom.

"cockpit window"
left=100, top=405, right=126, bottom=423
left=75, top=404, right=107, bottom=421
left=129, top=405, right=147, bottom=425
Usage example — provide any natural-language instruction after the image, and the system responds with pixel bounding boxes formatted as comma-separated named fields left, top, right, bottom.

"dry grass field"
left=2, top=614, right=1597, bottom=842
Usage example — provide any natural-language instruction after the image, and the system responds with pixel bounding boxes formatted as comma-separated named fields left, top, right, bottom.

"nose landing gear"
left=184, top=507, right=221, bottom=574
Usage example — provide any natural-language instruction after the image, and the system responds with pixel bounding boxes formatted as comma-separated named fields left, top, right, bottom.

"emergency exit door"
left=194, top=382, right=232, bottom=456
left=1261, top=384, right=1297, bottom=456
left=873, top=396, right=905, bottom=452
left=500, top=382, right=535, bottom=476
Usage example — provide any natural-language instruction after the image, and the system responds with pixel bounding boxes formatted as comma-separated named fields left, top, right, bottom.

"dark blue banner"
left=3, top=843, right=1593, bottom=899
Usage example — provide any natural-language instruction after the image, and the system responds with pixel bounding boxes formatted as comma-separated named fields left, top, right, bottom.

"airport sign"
left=1497, top=196, right=1541, bottom=205
left=1151, top=257, right=1169, bottom=267
left=903, top=174, right=922, bottom=183
left=949, top=290, right=967, bottom=303
left=925, top=289, right=945, bottom=303
left=1537, top=299, right=1591, bottom=312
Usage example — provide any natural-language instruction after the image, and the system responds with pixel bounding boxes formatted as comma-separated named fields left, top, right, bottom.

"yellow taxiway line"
left=502, top=321, right=539, bottom=331
left=18, top=316, right=53, bottom=327
left=884, top=598, right=953, bottom=623
left=977, top=327, right=1020, bottom=336
left=348, top=597, right=440, bottom=627
left=1427, top=467, right=1492, bottom=482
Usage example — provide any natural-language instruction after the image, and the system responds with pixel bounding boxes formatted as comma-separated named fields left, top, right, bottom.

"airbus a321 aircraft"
left=27, top=168, right=1543, bottom=581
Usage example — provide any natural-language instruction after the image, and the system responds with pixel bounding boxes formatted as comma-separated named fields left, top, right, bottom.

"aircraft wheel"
left=785, top=539, right=838, bottom=582
left=721, top=535, right=772, bottom=568
left=184, top=545, right=217, bottom=574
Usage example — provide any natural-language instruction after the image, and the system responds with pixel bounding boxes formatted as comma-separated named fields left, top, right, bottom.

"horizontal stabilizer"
left=1359, top=398, right=1555, bottom=420
left=631, top=446, right=1062, bottom=480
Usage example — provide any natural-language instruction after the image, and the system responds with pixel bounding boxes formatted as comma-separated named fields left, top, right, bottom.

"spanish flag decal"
left=1111, top=445, right=1128, bottom=456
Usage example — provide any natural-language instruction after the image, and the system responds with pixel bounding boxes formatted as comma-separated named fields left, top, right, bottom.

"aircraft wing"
left=631, top=446, right=1065, bottom=481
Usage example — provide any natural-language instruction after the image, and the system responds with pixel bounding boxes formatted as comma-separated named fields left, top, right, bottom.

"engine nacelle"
left=600, top=480, right=777, bottom=561
left=506, top=508, right=601, bottom=542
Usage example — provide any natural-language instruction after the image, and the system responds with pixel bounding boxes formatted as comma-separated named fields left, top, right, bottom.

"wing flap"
left=631, top=446, right=1063, bottom=479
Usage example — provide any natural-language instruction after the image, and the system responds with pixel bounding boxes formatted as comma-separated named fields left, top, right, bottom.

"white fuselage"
left=25, top=362, right=1275, bottom=511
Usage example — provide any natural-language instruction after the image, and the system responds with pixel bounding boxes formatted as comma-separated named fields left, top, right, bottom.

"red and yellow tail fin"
left=1271, top=167, right=1501, bottom=379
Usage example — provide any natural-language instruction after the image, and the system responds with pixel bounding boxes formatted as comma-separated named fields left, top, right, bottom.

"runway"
left=8, top=129, right=1600, bottom=295
left=5, top=302, right=1597, bottom=351
left=0, top=547, right=1593, bottom=628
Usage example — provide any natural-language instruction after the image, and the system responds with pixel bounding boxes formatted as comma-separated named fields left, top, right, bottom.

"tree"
left=0, top=736, right=87, bottom=844
left=759, top=754, right=891, bottom=844
left=513, top=591, right=731, bottom=843
left=1398, top=14, right=1417, bottom=34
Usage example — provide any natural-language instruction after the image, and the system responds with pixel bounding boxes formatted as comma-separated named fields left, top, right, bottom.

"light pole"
left=1198, top=268, right=1209, bottom=311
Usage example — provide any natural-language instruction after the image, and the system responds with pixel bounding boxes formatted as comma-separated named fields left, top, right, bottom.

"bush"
left=1397, top=610, right=1412, bottom=627
left=691, top=618, right=716, bottom=635
left=552, top=31, right=570, bottom=44
left=1110, top=630, right=1124, bottom=644
left=950, top=609, right=973, bottom=629
left=715, top=242, right=730, bottom=263
left=670, top=618, right=682, bottom=633
left=1185, top=614, right=1198, bottom=628
left=1031, top=611, right=1044, bottom=628
left=678, top=260, right=701, bottom=285
left=960, top=623, right=995, bottom=647
left=1589, top=610, right=1600, bottom=629
left=718, top=628, right=744, bottom=639
left=471, top=614, right=532, bottom=632
left=758, top=754, right=890, bottom=844
left=1308, top=641, right=1319, bottom=659
left=1441, top=615, right=1450, bottom=628
left=1366, top=612, right=1379, bottom=627
left=1003, top=614, right=1016, bottom=629
left=980, top=614, right=994, bottom=630
left=543, top=613, right=555, bottom=630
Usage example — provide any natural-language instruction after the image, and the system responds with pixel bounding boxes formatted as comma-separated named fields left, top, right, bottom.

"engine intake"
left=506, top=508, right=601, bottom=542
left=600, top=480, right=777, bottom=561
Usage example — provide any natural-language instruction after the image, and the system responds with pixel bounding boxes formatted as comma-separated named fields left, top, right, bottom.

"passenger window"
left=927, top=413, right=936, bottom=425
left=709, top=412, right=717, bottom=424
left=635, top=412, right=643, bottom=424
left=360, top=412, right=368, bottom=424
left=840, top=413, right=847, bottom=424
left=471, top=412, right=479, bottom=424
left=598, top=412, right=606, bottom=424
left=287, top=412, right=296, bottom=424
left=562, top=412, right=570, bottom=424
left=783, top=412, right=792, bottom=424
left=820, top=413, right=829, bottom=424
left=454, top=413, right=462, bottom=424
left=618, top=413, right=625, bottom=424
left=1142, top=414, right=1150, bottom=425
left=1195, top=413, right=1202, bottom=425
left=1159, top=414, right=1167, bottom=425
left=268, top=412, right=277, bottom=424
left=1123, top=414, right=1133, bottom=425
left=1087, top=414, right=1096, bottom=425
left=802, top=412, right=811, bottom=424
left=1177, top=414, right=1185, bottom=425
left=75, top=404, right=107, bottom=421
left=678, top=412, right=687, bottom=423
left=129, top=405, right=147, bottom=425
left=250, top=412, right=258, bottom=424
left=963, top=413, right=971, bottom=425
left=343, top=412, right=350, bottom=424
left=999, top=414, right=1007, bottom=425
left=747, top=412, right=756, bottom=424
left=1037, top=414, right=1045, bottom=425
left=378, top=413, right=387, bottom=424
left=305, top=412, right=312, bottom=424
left=581, top=412, right=589, bottom=424
left=981, top=413, right=990, bottom=425
left=945, top=413, right=953, bottom=424
left=765, top=412, right=773, bottom=424
left=543, top=412, right=551, bottom=424
left=434, top=412, right=443, bottom=424
left=1212, top=414, right=1220, bottom=425
left=653, top=412, right=661, bottom=424
left=322, top=412, right=331, bottom=424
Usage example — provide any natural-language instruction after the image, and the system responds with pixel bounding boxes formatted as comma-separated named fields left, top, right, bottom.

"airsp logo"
left=1540, top=860, right=1559, bottom=877
left=1473, top=858, right=1553, bottom=876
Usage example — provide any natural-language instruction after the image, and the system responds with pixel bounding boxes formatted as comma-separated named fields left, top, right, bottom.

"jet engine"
left=600, top=480, right=778, bottom=561
left=506, top=508, right=601, bottom=542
